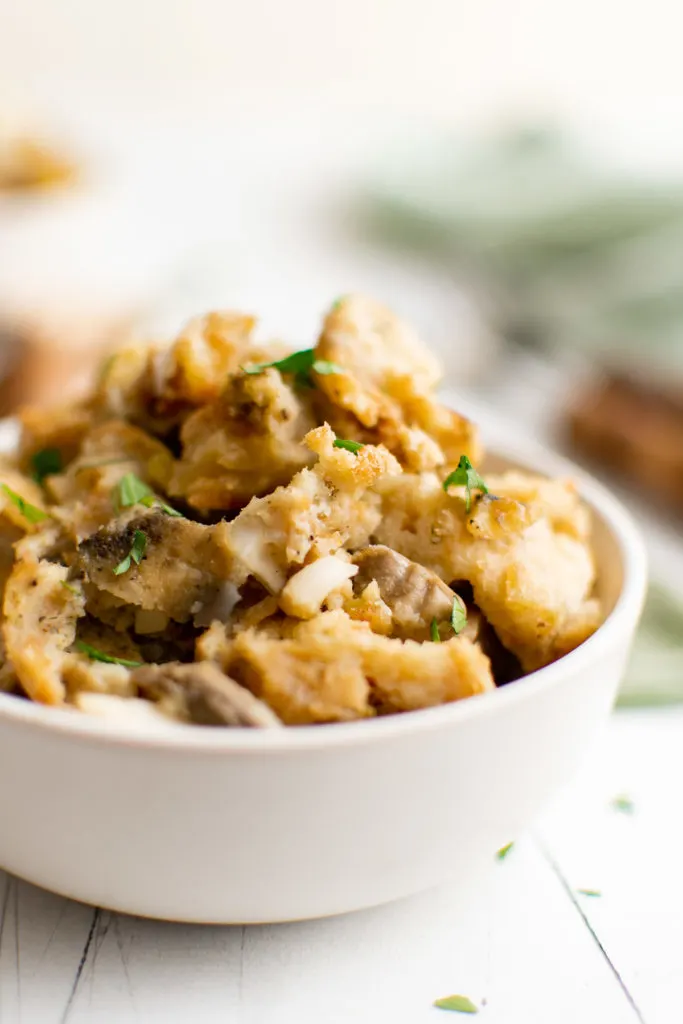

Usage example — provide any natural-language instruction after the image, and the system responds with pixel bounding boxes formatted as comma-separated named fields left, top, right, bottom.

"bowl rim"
left=0, top=430, right=648, bottom=754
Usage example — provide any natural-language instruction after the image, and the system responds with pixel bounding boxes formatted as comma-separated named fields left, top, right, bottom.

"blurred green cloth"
left=619, top=585, right=683, bottom=707
left=369, top=127, right=683, bottom=378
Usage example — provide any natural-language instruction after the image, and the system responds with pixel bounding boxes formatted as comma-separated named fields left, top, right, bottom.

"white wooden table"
left=0, top=709, right=678, bottom=1024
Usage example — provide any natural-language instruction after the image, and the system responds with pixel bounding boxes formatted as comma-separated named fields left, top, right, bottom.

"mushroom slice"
left=77, top=508, right=230, bottom=623
left=131, top=661, right=282, bottom=727
left=351, top=545, right=456, bottom=639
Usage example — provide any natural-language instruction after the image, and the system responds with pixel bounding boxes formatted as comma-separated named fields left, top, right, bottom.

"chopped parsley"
left=496, top=841, right=514, bottom=861
left=31, top=447, right=62, bottom=484
left=443, top=456, right=489, bottom=512
left=75, top=641, right=142, bottom=668
left=330, top=295, right=347, bottom=311
left=313, top=360, right=344, bottom=375
left=577, top=888, right=602, bottom=898
left=139, top=494, right=184, bottom=517
left=451, top=597, right=467, bottom=635
left=430, top=598, right=466, bottom=642
left=60, top=581, right=80, bottom=596
left=611, top=794, right=635, bottom=815
left=116, top=472, right=154, bottom=509
left=113, top=529, right=147, bottom=576
left=242, top=348, right=344, bottom=387
left=333, top=438, right=365, bottom=455
left=1, top=484, right=49, bottom=524
left=434, top=994, right=479, bottom=1014
left=114, top=473, right=182, bottom=517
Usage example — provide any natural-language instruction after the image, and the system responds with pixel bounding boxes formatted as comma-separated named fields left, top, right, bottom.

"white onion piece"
left=193, top=582, right=242, bottom=627
left=73, top=693, right=187, bottom=731
left=280, top=557, right=358, bottom=619
left=230, top=518, right=285, bottom=593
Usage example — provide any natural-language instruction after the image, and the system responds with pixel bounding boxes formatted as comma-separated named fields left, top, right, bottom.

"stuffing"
left=95, top=311, right=284, bottom=435
left=45, top=420, right=176, bottom=541
left=2, top=528, right=85, bottom=704
left=77, top=507, right=232, bottom=623
left=214, top=424, right=402, bottom=594
left=168, top=367, right=316, bottom=511
left=313, top=295, right=480, bottom=470
left=217, top=610, right=494, bottom=723
left=375, top=473, right=600, bottom=672
left=0, top=295, right=604, bottom=725
left=18, top=401, right=94, bottom=472
left=351, top=545, right=460, bottom=640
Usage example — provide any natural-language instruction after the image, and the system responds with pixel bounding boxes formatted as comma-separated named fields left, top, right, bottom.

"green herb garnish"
left=430, top=599, right=466, bottom=642
left=243, top=349, right=315, bottom=377
left=116, top=472, right=154, bottom=510
left=31, top=447, right=62, bottom=484
left=313, top=360, right=345, bottom=375
left=1, top=484, right=49, bottom=524
left=114, top=472, right=183, bottom=517
left=611, top=794, right=635, bottom=815
left=75, top=641, right=142, bottom=668
left=330, top=295, right=346, bottom=311
left=496, top=841, right=514, bottom=861
left=333, top=439, right=365, bottom=455
left=451, top=597, right=467, bottom=635
left=113, top=529, right=147, bottom=576
left=242, top=348, right=344, bottom=387
left=139, top=495, right=184, bottom=517
left=443, top=456, right=489, bottom=513
left=61, top=581, right=80, bottom=596
left=577, top=888, right=602, bottom=898
left=434, top=995, right=479, bottom=1014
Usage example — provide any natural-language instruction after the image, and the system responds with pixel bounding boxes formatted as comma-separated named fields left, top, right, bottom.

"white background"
left=2, top=0, right=683, bottom=129
left=3, top=0, right=683, bottom=342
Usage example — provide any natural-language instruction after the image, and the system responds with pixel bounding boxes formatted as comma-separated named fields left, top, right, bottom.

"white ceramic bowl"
left=0, top=436, right=646, bottom=923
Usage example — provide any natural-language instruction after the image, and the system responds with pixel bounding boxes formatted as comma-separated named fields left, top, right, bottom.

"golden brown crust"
left=169, top=368, right=316, bottom=510
left=0, top=295, right=603, bottom=723
left=313, top=296, right=480, bottom=470
left=221, top=610, right=493, bottom=723
left=375, top=472, right=600, bottom=672
left=2, top=530, right=85, bottom=704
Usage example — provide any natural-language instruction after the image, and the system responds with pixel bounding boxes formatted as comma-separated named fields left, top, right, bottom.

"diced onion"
left=280, top=556, right=358, bottom=619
